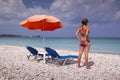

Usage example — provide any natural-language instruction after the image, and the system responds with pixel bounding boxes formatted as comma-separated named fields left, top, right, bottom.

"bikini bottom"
left=80, top=41, right=86, bottom=46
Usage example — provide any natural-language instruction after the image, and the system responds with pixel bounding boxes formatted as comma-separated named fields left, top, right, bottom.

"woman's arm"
left=85, top=26, right=90, bottom=42
left=85, top=26, right=90, bottom=35
left=75, top=28, right=80, bottom=41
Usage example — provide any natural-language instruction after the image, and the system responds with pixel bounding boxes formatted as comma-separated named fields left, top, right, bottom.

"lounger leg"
left=54, top=58, right=58, bottom=64
left=27, top=54, right=37, bottom=60
left=46, top=56, right=51, bottom=63
left=34, top=55, right=37, bottom=60
left=27, top=55, right=31, bottom=60
left=63, top=59, right=67, bottom=65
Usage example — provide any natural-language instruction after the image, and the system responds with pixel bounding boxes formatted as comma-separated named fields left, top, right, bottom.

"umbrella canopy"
left=20, top=15, right=63, bottom=31
left=20, top=15, right=63, bottom=63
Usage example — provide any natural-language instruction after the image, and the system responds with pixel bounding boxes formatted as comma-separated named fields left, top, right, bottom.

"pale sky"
left=0, top=0, right=120, bottom=37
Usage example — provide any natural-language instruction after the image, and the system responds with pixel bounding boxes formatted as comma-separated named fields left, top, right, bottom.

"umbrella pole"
left=43, top=31, right=46, bottom=63
left=42, top=20, right=46, bottom=63
left=43, top=31, right=45, bottom=48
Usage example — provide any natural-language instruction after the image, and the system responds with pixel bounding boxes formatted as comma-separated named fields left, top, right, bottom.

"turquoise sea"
left=0, top=37, right=120, bottom=55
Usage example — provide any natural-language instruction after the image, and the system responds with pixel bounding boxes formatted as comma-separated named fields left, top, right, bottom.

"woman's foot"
left=86, top=66, right=90, bottom=69
left=78, top=65, right=81, bottom=68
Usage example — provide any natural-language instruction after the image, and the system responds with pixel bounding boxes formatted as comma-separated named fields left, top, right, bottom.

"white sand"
left=0, top=45, right=120, bottom=80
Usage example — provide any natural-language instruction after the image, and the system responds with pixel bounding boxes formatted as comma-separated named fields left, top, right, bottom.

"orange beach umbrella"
left=20, top=15, right=63, bottom=31
left=20, top=15, right=63, bottom=63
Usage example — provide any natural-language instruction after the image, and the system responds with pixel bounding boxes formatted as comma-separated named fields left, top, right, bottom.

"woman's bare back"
left=79, top=25, right=90, bottom=42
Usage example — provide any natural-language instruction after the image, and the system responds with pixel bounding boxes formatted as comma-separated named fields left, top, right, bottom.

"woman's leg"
left=84, top=42, right=90, bottom=69
left=78, top=46, right=84, bottom=68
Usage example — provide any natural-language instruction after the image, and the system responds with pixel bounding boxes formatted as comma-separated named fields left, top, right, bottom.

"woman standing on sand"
left=75, top=18, right=90, bottom=69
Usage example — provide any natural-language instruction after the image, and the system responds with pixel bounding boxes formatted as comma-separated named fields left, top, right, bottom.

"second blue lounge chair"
left=44, top=47, right=78, bottom=65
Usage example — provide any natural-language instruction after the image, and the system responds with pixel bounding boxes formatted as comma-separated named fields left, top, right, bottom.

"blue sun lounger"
left=44, top=47, right=78, bottom=65
left=26, top=46, right=49, bottom=60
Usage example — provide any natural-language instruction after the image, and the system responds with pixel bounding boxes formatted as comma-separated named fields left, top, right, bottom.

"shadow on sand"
left=81, top=60, right=95, bottom=67
left=45, top=58, right=78, bottom=66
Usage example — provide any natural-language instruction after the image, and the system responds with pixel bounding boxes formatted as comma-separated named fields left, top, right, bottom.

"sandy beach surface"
left=0, top=45, right=120, bottom=80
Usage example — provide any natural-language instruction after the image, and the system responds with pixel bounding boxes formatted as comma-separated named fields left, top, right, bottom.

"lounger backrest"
left=26, top=46, right=38, bottom=55
left=45, top=47, right=60, bottom=58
